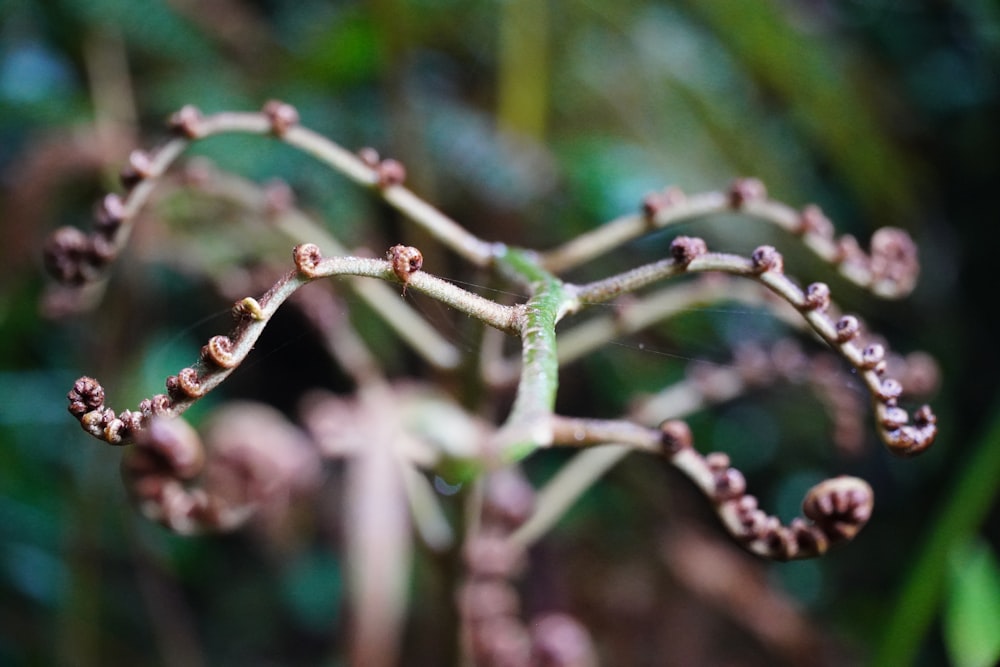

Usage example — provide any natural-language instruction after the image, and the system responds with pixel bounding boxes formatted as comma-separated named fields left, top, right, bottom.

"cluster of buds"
left=735, top=179, right=920, bottom=298
left=122, top=416, right=219, bottom=535
left=670, top=338, right=939, bottom=456
left=656, top=235, right=939, bottom=457
left=68, top=372, right=318, bottom=535
left=633, top=178, right=920, bottom=299
left=459, top=469, right=597, bottom=666
left=726, top=177, right=920, bottom=298
left=42, top=193, right=127, bottom=285
left=67, top=376, right=172, bottom=445
left=41, top=100, right=306, bottom=293
left=121, top=403, right=319, bottom=535
left=358, top=146, right=408, bottom=188
left=660, top=420, right=875, bottom=560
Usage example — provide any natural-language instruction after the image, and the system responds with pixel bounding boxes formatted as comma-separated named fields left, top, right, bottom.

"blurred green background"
left=1, top=0, right=999, bottom=665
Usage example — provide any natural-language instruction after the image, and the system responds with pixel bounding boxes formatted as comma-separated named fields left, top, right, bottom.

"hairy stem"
left=513, top=415, right=875, bottom=561
left=542, top=191, right=725, bottom=273
left=571, top=245, right=935, bottom=456
left=492, top=247, right=576, bottom=462
left=542, top=182, right=918, bottom=299
left=186, top=167, right=462, bottom=369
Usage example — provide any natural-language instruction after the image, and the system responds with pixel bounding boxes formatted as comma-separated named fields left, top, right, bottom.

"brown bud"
left=834, top=315, right=860, bottom=343
left=120, top=149, right=154, bottom=188
left=836, top=234, right=863, bottom=266
left=375, top=158, right=407, bottom=188
left=861, top=344, right=886, bottom=370
left=458, top=580, right=521, bottom=623
left=880, top=405, right=909, bottom=430
left=81, top=406, right=116, bottom=439
left=175, top=367, right=205, bottom=398
left=203, top=335, right=238, bottom=369
left=790, top=518, right=829, bottom=556
left=870, top=227, right=919, bottom=296
left=68, top=376, right=105, bottom=417
left=705, top=452, right=730, bottom=472
left=472, top=617, right=531, bottom=667
left=293, top=243, right=324, bottom=278
left=140, top=394, right=174, bottom=416
left=714, top=466, right=747, bottom=501
left=750, top=245, right=783, bottom=273
left=482, top=468, right=535, bottom=531
left=669, top=236, right=707, bottom=266
left=876, top=378, right=903, bottom=403
left=165, top=374, right=181, bottom=400
left=659, top=420, right=693, bottom=454
left=94, top=193, right=125, bottom=233
left=530, top=613, right=597, bottom=667
left=642, top=187, right=685, bottom=219
left=798, top=204, right=833, bottom=238
left=728, top=177, right=767, bottom=208
left=803, top=282, right=831, bottom=311
left=387, top=244, right=423, bottom=286
left=731, top=496, right=767, bottom=538
left=43, top=226, right=91, bottom=285
left=89, top=234, right=116, bottom=264
left=118, top=409, right=145, bottom=435
left=890, top=422, right=937, bottom=457
left=103, top=414, right=133, bottom=444
left=914, top=404, right=936, bottom=427
left=736, top=494, right=759, bottom=513
left=641, top=193, right=659, bottom=219
left=764, top=523, right=797, bottom=559
left=167, top=105, right=204, bottom=138
left=262, top=99, right=300, bottom=136
left=802, top=476, right=873, bottom=542
left=464, top=534, right=523, bottom=579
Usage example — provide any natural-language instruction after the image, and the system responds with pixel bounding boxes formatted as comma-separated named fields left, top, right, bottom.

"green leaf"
left=943, top=538, right=1000, bottom=667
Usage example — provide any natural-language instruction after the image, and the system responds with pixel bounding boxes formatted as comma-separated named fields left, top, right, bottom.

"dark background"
left=1, top=1, right=998, bottom=665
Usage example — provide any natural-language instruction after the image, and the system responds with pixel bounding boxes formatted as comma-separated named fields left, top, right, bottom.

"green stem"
left=493, top=247, right=574, bottom=462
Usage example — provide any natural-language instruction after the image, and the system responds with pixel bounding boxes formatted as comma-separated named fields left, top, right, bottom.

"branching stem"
left=53, top=101, right=938, bottom=565
left=492, top=246, right=576, bottom=462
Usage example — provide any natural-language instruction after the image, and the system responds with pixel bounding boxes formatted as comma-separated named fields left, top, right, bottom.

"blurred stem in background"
left=498, top=0, right=549, bottom=140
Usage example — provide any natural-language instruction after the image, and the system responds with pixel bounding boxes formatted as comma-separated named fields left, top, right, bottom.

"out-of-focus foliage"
left=943, top=537, right=1000, bottom=667
left=1, top=0, right=998, bottom=665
